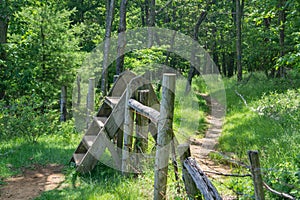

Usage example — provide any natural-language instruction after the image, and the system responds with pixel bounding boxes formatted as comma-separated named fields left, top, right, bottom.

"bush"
left=0, top=95, right=59, bottom=142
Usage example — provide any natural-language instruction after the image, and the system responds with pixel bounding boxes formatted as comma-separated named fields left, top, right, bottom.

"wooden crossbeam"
left=128, top=98, right=160, bottom=125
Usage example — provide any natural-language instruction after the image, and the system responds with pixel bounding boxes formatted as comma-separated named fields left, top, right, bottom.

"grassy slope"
left=217, top=71, right=300, bottom=199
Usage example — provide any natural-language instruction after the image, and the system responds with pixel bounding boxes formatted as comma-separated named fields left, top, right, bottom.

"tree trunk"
left=147, top=0, right=155, bottom=48
left=236, top=0, right=242, bottom=82
left=185, top=11, right=207, bottom=94
left=277, top=0, right=286, bottom=78
left=228, top=53, right=235, bottom=77
left=60, top=86, right=67, bottom=122
left=116, top=0, right=127, bottom=75
left=0, top=4, right=8, bottom=99
left=140, top=1, right=146, bottom=26
left=101, top=0, right=115, bottom=96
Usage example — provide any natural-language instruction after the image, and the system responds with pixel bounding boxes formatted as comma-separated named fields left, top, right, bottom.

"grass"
left=0, top=132, right=81, bottom=179
left=3, top=70, right=299, bottom=199
left=216, top=71, right=300, bottom=199
left=0, top=76, right=208, bottom=200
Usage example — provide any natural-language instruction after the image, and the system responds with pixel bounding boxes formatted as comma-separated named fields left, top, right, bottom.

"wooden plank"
left=73, top=153, right=85, bottom=166
left=83, top=135, right=97, bottom=148
left=183, top=157, right=222, bottom=200
left=85, top=120, right=101, bottom=136
left=105, top=96, right=120, bottom=108
left=103, top=92, right=126, bottom=139
left=128, top=99, right=160, bottom=125
left=108, top=70, right=136, bottom=97
left=94, top=117, right=107, bottom=128
left=77, top=131, right=107, bottom=173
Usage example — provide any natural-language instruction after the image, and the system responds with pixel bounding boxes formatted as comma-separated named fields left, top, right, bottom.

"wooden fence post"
left=60, top=85, right=67, bottom=122
left=122, top=85, right=134, bottom=174
left=154, top=73, right=176, bottom=200
left=135, top=89, right=149, bottom=153
left=77, top=75, right=81, bottom=105
left=86, top=78, right=95, bottom=128
left=248, top=150, right=265, bottom=200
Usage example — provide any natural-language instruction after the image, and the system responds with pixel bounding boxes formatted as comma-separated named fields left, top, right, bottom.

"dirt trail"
left=190, top=94, right=236, bottom=199
left=0, top=164, right=66, bottom=200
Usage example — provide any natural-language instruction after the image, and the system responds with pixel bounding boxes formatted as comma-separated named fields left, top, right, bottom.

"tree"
left=276, top=0, right=287, bottom=77
left=236, top=0, right=242, bottom=81
left=6, top=2, right=81, bottom=101
left=185, top=8, right=208, bottom=94
left=116, top=0, right=127, bottom=76
left=101, top=0, right=115, bottom=96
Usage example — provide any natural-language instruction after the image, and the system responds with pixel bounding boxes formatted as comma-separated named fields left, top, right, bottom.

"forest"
left=0, top=0, right=299, bottom=199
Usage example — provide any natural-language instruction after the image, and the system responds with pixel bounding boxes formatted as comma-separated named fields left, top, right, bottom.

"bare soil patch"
left=190, top=94, right=237, bottom=199
left=0, top=164, right=66, bottom=200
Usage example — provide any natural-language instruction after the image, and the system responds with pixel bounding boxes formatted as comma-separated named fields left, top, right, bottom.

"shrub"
left=0, top=95, right=59, bottom=142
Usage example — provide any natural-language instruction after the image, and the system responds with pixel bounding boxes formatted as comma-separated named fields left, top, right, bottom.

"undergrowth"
left=218, top=71, right=300, bottom=199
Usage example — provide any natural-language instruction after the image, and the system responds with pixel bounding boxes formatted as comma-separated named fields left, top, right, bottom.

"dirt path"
left=0, top=164, right=66, bottom=200
left=190, top=94, right=236, bottom=199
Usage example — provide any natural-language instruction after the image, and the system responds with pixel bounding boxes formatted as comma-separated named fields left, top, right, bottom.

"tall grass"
left=218, top=71, right=300, bottom=199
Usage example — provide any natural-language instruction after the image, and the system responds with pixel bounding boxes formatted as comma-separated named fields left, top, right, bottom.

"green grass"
left=173, top=77, right=208, bottom=143
left=217, top=71, right=300, bottom=199
left=0, top=76, right=208, bottom=200
left=6, top=71, right=299, bottom=199
left=0, top=132, right=81, bottom=179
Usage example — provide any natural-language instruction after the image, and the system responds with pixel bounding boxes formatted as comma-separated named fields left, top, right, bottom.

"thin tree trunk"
left=236, top=0, right=242, bottom=82
left=277, top=0, right=286, bottom=78
left=140, top=1, right=146, bottom=26
left=147, top=0, right=155, bottom=48
left=116, top=0, right=127, bottom=75
left=185, top=11, right=207, bottom=94
left=60, top=86, right=67, bottom=122
left=101, top=0, right=115, bottom=96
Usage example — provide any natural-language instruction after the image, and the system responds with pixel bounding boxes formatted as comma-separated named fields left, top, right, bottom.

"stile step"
left=94, top=117, right=108, bottom=128
left=105, top=97, right=120, bottom=108
left=83, top=135, right=97, bottom=148
left=73, top=153, right=85, bottom=166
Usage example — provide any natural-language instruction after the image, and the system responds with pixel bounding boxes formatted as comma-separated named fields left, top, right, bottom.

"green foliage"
left=4, top=2, right=82, bottom=101
left=0, top=95, right=58, bottom=142
left=219, top=71, right=300, bottom=199
left=255, top=89, right=300, bottom=128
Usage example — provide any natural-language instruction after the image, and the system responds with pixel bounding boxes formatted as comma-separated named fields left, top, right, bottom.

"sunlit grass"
left=218, top=70, right=300, bottom=198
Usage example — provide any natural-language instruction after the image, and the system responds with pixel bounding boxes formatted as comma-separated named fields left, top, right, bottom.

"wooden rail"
left=128, top=99, right=160, bottom=125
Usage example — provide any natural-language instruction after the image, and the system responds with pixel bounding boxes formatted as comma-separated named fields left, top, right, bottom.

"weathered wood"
left=128, top=99, right=160, bottom=125
left=248, top=150, right=265, bottom=200
left=122, top=84, right=134, bottom=174
left=103, top=92, right=126, bottom=139
left=154, top=73, right=176, bottom=200
left=87, top=78, right=95, bottom=128
left=60, top=85, right=67, bottom=122
left=135, top=90, right=150, bottom=172
left=76, top=75, right=81, bottom=105
left=183, top=158, right=222, bottom=200
left=116, top=128, right=123, bottom=159
left=108, top=70, right=136, bottom=97
left=78, top=130, right=120, bottom=173
left=178, top=144, right=201, bottom=199
left=105, top=96, right=120, bottom=108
